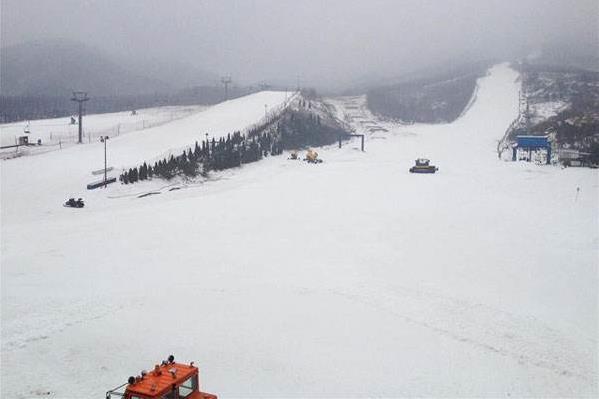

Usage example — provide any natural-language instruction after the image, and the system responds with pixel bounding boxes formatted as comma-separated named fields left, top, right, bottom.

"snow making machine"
left=304, top=149, right=323, bottom=164
left=106, top=355, right=217, bottom=399
left=409, top=158, right=439, bottom=174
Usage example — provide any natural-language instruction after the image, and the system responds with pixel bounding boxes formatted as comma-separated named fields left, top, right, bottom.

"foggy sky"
left=2, top=0, right=598, bottom=88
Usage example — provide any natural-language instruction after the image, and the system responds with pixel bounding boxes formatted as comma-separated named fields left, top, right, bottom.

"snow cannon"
left=106, top=355, right=217, bottom=399
left=305, top=149, right=323, bottom=164
left=409, top=158, right=438, bottom=174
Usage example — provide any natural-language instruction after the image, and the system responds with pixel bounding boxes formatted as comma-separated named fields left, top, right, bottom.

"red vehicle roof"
left=126, top=362, right=197, bottom=398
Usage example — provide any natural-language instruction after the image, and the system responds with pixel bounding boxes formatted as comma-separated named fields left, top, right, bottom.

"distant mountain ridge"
left=0, top=40, right=249, bottom=123
left=0, top=39, right=216, bottom=97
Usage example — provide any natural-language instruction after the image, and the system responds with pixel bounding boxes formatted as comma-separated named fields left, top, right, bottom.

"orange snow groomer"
left=106, top=355, right=217, bottom=399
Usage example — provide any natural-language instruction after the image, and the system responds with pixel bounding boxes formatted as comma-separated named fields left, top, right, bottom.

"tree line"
left=366, top=62, right=491, bottom=124
left=119, top=101, right=348, bottom=185
left=119, top=130, right=283, bottom=184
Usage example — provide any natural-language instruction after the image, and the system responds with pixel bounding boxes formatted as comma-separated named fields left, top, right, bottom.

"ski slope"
left=1, top=66, right=597, bottom=398
left=0, top=104, right=207, bottom=148
left=0, top=91, right=293, bottom=225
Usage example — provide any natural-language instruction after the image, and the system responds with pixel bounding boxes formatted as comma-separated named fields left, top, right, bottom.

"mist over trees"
left=366, top=63, right=490, bottom=123
left=2, top=0, right=597, bottom=91
left=0, top=87, right=257, bottom=123
left=0, top=40, right=250, bottom=123
left=1, top=1, right=597, bottom=125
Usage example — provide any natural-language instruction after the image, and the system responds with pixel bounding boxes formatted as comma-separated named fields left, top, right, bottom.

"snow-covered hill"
left=1, top=66, right=597, bottom=398
left=0, top=91, right=293, bottom=225
left=0, top=104, right=207, bottom=148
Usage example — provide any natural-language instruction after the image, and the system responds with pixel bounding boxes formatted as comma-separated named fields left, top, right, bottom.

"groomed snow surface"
left=1, top=66, right=597, bottom=398
left=0, top=105, right=207, bottom=149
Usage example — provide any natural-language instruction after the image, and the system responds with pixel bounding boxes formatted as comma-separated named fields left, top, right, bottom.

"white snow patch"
left=0, top=105, right=207, bottom=148
left=1, top=67, right=597, bottom=398
left=530, top=100, right=569, bottom=124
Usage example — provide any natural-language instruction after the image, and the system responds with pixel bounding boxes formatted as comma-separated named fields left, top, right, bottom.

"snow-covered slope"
left=1, top=66, right=597, bottom=398
left=0, top=105, right=206, bottom=148
left=0, top=91, right=292, bottom=225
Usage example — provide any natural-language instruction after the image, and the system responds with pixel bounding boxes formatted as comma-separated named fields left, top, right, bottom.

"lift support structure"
left=339, top=133, right=365, bottom=151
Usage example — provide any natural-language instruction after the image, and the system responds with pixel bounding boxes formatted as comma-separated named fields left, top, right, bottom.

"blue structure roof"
left=516, top=135, right=549, bottom=148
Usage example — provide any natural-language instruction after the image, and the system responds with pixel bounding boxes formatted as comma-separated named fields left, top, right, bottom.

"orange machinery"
left=106, top=355, right=217, bottom=399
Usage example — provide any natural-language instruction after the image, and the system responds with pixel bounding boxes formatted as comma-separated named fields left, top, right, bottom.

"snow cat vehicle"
left=304, top=149, right=323, bottom=164
left=409, top=158, right=438, bottom=174
left=106, top=355, right=217, bottom=399
left=64, top=198, right=85, bottom=208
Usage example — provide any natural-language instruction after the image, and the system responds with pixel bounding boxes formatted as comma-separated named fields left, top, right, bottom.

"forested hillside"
left=366, top=63, right=490, bottom=123
left=516, top=63, right=599, bottom=152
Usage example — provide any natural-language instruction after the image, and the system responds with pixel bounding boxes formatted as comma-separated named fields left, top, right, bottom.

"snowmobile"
left=409, top=158, right=438, bottom=174
left=64, top=198, right=85, bottom=208
left=106, top=355, right=217, bottom=399
left=304, top=149, right=323, bottom=164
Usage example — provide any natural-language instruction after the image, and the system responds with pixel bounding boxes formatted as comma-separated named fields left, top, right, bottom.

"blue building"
left=512, top=135, right=552, bottom=164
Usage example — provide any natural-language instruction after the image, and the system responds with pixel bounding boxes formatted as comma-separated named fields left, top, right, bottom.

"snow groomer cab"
left=409, top=158, right=439, bottom=173
left=106, top=355, right=217, bottom=399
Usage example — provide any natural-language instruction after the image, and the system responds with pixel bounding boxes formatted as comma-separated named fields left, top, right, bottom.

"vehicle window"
left=178, top=377, right=194, bottom=398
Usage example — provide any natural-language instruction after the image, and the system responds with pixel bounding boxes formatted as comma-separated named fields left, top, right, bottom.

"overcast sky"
left=2, top=0, right=597, bottom=88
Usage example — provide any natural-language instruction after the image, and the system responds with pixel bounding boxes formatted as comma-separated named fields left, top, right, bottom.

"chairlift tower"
left=221, top=76, right=232, bottom=101
left=71, top=91, right=89, bottom=144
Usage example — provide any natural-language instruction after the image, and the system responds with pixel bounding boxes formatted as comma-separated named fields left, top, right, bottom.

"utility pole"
left=221, top=76, right=232, bottom=101
left=100, top=136, right=109, bottom=188
left=71, top=91, right=89, bottom=144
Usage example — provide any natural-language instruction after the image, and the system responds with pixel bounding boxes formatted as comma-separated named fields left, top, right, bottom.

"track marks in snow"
left=1, top=299, right=123, bottom=353
left=325, top=284, right=597, bottom=387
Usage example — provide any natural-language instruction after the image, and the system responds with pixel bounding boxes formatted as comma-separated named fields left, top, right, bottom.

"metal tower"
left=71, top=91, right=89, bottom=144
left=221, top=76, right=232, bottom=101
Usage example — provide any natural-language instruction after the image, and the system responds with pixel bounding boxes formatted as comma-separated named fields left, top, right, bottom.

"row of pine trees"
left=119, top=101, right=348, bottom=185
left=119, top=130, right=283, bottom=184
